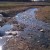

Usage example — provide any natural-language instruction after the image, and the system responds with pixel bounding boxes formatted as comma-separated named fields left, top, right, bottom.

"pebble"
left=40, top=29, right=44, bottom=32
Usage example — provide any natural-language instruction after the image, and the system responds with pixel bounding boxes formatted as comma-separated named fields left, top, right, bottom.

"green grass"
left=0, top=2, right=50, bottom=7
left=0, top=2, right=32, bottom=6
left=0, top=2, right=19, bottom=7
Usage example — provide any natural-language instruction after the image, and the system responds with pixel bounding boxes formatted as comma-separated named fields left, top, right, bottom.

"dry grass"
left=35, top=6, right=50, bottom=23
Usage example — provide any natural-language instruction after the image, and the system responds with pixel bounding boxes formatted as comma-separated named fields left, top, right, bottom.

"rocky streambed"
left=0, top=6, right=50, bottom=50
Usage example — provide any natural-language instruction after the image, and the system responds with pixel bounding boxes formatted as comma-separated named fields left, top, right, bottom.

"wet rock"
left=5, top=31, right=17, bottom=35
left=5, top=31, right=21, bottom=36
left=0, top=14, right=3, bottom=21
left=0, top=12, right=10, bottom=17
left=0, top=21, right=5, bottom=27
left=40, top=29, right=44, bottom=32
left=0, top=14, right=5, bottom=26
left=40, top=29, right=45, bottom=33
left=12, top=23, right=26, bottom=31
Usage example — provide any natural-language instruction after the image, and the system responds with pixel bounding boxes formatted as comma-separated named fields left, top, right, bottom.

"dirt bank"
left=35, top=6, right=50, bottom=23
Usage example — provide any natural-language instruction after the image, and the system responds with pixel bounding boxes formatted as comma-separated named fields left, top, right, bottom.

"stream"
left=0, top=8, right=50, bottom=50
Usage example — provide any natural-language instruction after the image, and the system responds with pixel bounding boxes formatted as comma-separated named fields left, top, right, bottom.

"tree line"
left=0, top=0, right=50, bottom=2
left=0, top=0, right=31, bottom=2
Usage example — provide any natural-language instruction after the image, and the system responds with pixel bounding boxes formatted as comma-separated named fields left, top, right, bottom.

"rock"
left=5, top=31, right=20, bottom=36
left=0, top=12, right=10, bottom=17
left=40, top=29, right=44, bottom=32
left=0, top=21, right=5, bottom=27
left=0, top=14, right=3, bottom=21
left=0, top=14, right=5, bottom=26
left=12, top=23, right=26, bottom=31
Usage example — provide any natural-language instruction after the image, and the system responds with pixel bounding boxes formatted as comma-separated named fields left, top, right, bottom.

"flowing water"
left=0, top=24, right=13, bottom=50
left=15, top=8, right=50, bottom=48
left=15, top=8, right=50, bottom=30
left=0, top=8, right=50, bottom=50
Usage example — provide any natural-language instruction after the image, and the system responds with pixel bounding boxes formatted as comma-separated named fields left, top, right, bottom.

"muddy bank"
left=0, top=7, right=29, bottom=17
left=0, top=6, right=45, bottom=17
left=35, top=6, right=50, bottom=23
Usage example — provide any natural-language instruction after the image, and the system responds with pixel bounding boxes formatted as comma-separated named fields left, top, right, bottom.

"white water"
left=0, top=46, right=2, bottom=50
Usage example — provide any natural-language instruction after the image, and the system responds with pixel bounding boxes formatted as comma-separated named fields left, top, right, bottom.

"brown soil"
left=0, top=6, right=29, bottom=17
left=3, top=36, right=50, bottom=50
left=35, top=6, right=50, bottom=23
left=3, top=37, right=31, bottom=50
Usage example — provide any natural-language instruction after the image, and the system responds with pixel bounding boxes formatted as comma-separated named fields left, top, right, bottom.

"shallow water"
left=0, top=46, right=2, bottom=50
left=0, top=37, right=7, bottom=50
left=0, top=24, right=13, bottom=32
left=0, top=24, right=13, bottom=50
left=0, top=8, right=50, bottom=50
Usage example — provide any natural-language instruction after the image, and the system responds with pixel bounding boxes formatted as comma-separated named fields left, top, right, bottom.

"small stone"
left=40, top=29, right=44, bottom=32
left=28, top=37, right=31, bottom=39
left=12, top=33, right=17, bottom=36
left=37, top=41, right=40, bottom=43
